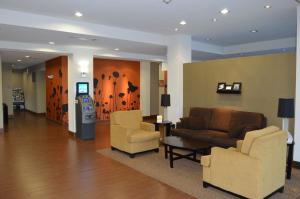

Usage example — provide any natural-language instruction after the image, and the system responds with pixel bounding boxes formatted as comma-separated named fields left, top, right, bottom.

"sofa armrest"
left=201, top=155, right=211, bottom=167
left=236, top=140, right=243, bottom=152
left=176, top=121, right=183, bottom=128
left=140, top=122, right=155, bottom=131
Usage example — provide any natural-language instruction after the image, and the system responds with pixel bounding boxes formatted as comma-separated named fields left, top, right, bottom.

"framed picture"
left=225, top=85, right=232, bottom=90
left=232, top=82, right=242, bottom=91
left=217, top=82, right=226, bottom=91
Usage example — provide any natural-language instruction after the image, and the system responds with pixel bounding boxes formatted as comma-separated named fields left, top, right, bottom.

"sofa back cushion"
left=208, top=108, right=233, bottom=132
left=241, top=126, right=280, bottom=155
left=110, top=110, right=142, bottom=129
left=186, top=107, right=212, bottom=130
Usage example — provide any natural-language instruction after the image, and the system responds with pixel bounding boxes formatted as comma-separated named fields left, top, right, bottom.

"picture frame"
left=232, top=82, right=242, bottom=91
left=217, top=82, right=226, bottom=91
left=225, top=85, right=232, bottom=90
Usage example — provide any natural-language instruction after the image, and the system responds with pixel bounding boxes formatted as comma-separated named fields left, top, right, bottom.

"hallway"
left=0, top=112, right=192, bottom=199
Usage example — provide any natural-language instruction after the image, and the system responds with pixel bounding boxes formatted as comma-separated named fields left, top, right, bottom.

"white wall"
left=140, top=61, right=151, bottom=116
left=294, top=6, right=300, bottom=163
left=0, top=56, right=3, bottom=130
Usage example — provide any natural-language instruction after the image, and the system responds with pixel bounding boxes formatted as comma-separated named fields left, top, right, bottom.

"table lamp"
left=277, top=98, right=294, bottom=144
left=161, top=94, right=170, bottom=121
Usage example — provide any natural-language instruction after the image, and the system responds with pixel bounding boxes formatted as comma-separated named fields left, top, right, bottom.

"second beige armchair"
left=110, top=110, right=160, bottom=158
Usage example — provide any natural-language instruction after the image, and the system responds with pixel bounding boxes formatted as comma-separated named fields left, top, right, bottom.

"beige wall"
left=0, top=56, right=3, bottom=129
left=184, top=52, right=296, bottom=132
left=22, top=64, right=46, bottom=114
left=150, top=62, right=160, bottom=115
left=2, top=65, right=13, bottom=116
left=140, top=61, right=151, bottom=116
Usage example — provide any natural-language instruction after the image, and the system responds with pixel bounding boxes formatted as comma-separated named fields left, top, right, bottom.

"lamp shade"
left=277, top=98, right=294, bottom=118
left=161, top=94, right=170, bottom=107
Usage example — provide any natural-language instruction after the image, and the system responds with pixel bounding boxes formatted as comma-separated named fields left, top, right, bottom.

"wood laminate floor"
left=0, top=112, right=194, bottom=199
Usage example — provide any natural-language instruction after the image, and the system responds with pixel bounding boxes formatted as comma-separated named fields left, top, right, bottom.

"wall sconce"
left=78, top=60, right=89, bottom=78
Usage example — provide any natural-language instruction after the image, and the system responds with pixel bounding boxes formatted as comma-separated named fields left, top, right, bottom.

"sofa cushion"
left=241, top=126, right=279, bottom=154
left=171, top=129, right=228, bottom=143
left=229, top=124, right=260, bottom=138
left=239, top=125, right=260, bottom=139
left=208, top=108, right=233, bottom=132
left=211, top=137, right=239, bottom=148
left=189, top=117, right=208, bottom=130
left=230, top=111, right=265, bottom=131
left=127, top=130, right=160, bottom=143
left=180, top=117, right=190, bottom=128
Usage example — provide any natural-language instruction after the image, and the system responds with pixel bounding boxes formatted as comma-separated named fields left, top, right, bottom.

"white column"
left=0, top=55, right=3, bottom=131
left=295, top=7, right=300, bottom=162
left=166, top=35, right=192, bottom=123
left=68, top=50, right=94, bottom=133
left=140, top=61, right=151, bottom=116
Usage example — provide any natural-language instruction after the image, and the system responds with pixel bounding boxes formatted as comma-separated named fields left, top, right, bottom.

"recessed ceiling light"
left=25, top=55, right=30, bottom=58
left=264, top=5, right=271, bottom=9
left=180, top=20, right=186, bottom=25
left=17, top=59, right=22, bottom=62
left=114, top=48, right=120, bottom=51
left=162, top=0, right=172, bottom=4
left=250, top=30, right=258, bottom=33
left=75, top=12, right=83, bottom=17
left=174, top=28, right=179, bottom=32
left=206, top=38, right=211, bottom=41
left=220, top=8, right=230, bottom=15
left=212, top=18, right=217, bottom=22
left=48, top=41, right=55, bottom=45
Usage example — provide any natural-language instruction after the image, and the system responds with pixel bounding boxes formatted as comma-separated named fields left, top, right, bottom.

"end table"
left=154, top=121, right=172, bottom=137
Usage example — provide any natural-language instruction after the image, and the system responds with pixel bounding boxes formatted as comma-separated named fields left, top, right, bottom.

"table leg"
left=170, top=146, right=174, bottom=168
left=164, top=145, right=168, bottom=159
left=193, top=151, right=196, bottom=161
left=155, top=124, right=159, bottom=131
left=166, top=124, right=171, bottom=136
left=287, top=143, right=294, bottom=179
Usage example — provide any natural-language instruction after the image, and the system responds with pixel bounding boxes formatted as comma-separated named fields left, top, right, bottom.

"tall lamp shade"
left=277, top=98, right=294, bottom=144
left=277, top=98, right=294, bottom=118
left=161, top=94, right=170, bottom=107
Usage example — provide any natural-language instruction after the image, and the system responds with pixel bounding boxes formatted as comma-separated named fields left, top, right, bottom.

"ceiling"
left=0, top=50, right=60, bottom=69
left=0, top=0, right=298, bottom=46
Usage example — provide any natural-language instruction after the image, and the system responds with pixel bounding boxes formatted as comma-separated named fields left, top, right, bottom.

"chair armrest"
left=201, top=155, right=211, bottom=167
left=140, top=122, right=155, bottom=131
left=236, top=140, right=243, bottom=152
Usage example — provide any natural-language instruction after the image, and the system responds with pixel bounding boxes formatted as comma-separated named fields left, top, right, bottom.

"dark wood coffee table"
left=162, top=136, right=212, bottom=168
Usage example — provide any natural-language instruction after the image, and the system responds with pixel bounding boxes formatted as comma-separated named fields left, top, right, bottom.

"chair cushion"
left=201, top=155, right=211, bottom=167
left=111, top=110, right=142, bottom=129
left=208, top=108, right=233, bottom=132
left=241, top=126, right=279, bottom=154
left=127, top=130, right=160, bottom=143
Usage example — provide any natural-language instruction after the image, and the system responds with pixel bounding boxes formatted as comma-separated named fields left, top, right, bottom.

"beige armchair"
left=201, top=126, right=287, bottom=199
left=110, top=110, right=160, bottom=158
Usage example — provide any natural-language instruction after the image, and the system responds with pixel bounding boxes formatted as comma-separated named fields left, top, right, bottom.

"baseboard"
left=293, top=161, right=300, bottom=169
left=26, top=109, right=46, bottom=116
left=68, top=131, right=76, bottom=137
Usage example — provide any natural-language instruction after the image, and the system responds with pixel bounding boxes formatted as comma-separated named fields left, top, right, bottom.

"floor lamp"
left=161, top=94, right=170, bottom=121
left=277, top=98, right=294, bottom=144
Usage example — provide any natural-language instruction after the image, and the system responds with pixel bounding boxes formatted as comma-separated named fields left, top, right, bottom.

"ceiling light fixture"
left=180, top=20, right=186, bottom=25
left=220, top=8, right=230, bottom=15
left=212, top=18, right=217, bottom=22
left=25, top=55, right=30, bottom=58
left=264, top=5, right=271, bottom=9
left=250, top=30, right=258, bottom=33
left=48, top=41, right=55, bottom=45
left=162, top=0, right=172, bottom=4
left=114, top=48, right=120, bottom=51
left=75, top=12, right=83, bottom=17
left=17, top=59, right=22, bottom=62
left=174, top=28, right=179, bottom=32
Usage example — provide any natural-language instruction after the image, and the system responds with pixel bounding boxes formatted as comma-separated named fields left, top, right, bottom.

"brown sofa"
left=171, top=107, right=266, bottom=148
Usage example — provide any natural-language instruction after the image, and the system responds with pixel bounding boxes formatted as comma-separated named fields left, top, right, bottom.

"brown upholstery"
left=172, top=107, right=266, bottom=148
left=208, top=108, right=233, bottom=132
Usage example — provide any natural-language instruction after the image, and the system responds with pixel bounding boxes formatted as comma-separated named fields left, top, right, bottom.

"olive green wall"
left=184, top=52, right=296, bottom=132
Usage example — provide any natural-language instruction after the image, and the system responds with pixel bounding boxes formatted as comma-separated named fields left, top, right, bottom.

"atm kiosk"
left=75, top=82, right=96, bottom=140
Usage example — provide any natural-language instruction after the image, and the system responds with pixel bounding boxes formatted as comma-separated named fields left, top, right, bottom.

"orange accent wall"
left=93, top=58, right=140, bottom=120
left=45, top=56, right=68, bottom=124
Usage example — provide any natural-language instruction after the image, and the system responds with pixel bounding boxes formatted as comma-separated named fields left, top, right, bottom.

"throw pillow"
left=180, top=117, right=190, bottom=128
